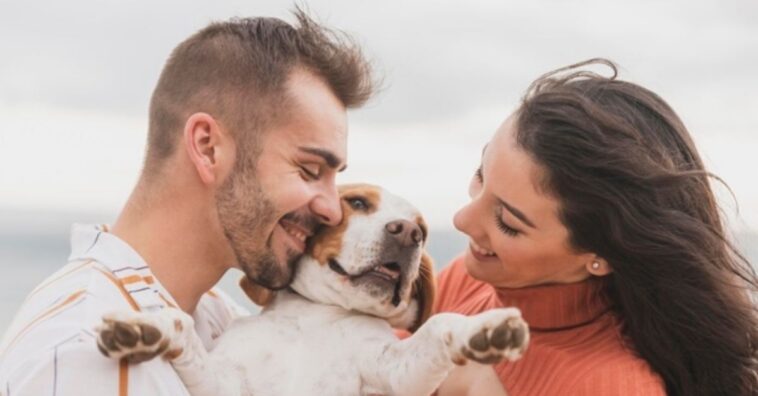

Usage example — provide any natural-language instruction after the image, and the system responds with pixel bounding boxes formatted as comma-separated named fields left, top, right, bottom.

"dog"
left=96, top=184, right=529, bottom=396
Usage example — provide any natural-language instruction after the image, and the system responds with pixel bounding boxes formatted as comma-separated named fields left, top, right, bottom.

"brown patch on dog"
left=409, top=252, right=436, bottom=332
left=173, top=319, right=183, bottom=332
left=452, top=353, right=468, bottom=366
left=308, top=184, right=383, bottom=265
left=240, top=276, right=277, bottom=306
left=339, top=184, right=381, bottom=215
left=164, top=347, right=184, bottom=360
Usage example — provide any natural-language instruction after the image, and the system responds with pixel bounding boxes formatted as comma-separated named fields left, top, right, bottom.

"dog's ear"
left=239, top=276, right=276, bottom=306
left=409, top=251, right=436, bottom=332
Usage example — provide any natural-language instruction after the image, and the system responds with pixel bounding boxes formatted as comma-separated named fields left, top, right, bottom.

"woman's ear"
left=409, top=252, right=437, bottom=332
left=239, top=276, right=276, bottom=306
left=587, top=257, right=613, bottom=277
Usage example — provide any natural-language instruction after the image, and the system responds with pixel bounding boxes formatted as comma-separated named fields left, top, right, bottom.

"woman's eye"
left=347, top=198, right=368, bottom=211
left=494, top=211, right=520, bottom=237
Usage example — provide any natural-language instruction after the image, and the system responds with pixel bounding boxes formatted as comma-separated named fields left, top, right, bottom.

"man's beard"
left=215, top=167, right=298, bottom=290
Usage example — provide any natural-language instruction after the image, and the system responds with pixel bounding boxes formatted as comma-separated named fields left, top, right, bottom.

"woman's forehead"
left=485, top=119, right=561, bottom=227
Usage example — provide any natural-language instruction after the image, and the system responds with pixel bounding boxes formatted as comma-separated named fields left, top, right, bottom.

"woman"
left=436, top=59, right=758, bottom=395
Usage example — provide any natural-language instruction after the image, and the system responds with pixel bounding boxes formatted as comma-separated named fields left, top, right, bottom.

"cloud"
left=1, top=0, right=756, bottom=231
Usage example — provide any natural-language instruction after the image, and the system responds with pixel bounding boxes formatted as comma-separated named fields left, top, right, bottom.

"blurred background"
left=1, top=0, right=756, bottom=332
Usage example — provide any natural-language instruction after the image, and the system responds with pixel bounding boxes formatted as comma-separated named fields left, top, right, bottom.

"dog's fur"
left=97, top=184, right=529, bottom=396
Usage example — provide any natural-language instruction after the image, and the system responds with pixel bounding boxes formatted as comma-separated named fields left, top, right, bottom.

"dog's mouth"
left=328, top=258, right=405, bottom=306
left=328, top=259, right=401, bottom=282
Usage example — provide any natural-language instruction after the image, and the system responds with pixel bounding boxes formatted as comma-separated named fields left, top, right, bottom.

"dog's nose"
left=385, top=220, right=423, bottom=247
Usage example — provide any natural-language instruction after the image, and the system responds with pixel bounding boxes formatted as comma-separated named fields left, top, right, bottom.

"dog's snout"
left=385, top=220, right=422, bottom=247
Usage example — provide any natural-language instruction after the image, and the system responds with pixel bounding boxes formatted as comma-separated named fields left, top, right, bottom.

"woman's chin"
left=462, top=252, right=493, bottom=282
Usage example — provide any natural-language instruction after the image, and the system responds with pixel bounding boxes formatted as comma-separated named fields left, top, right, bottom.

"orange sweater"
left=435, top=257, right=666, bottom=396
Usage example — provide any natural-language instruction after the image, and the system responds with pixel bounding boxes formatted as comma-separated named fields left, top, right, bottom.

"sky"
left=1, top=0, right=757, bottom=233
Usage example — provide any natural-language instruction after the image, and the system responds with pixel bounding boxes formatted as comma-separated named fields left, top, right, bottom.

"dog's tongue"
left=375, top=265, right=400, bottom=280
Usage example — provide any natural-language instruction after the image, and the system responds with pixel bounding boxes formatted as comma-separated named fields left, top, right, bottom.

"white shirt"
left=0, top=224, right=247, bottom=396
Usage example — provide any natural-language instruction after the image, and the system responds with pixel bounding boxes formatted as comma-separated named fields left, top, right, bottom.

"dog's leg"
left=96, top=309, right=243, bottom=396
left=363, top=308, right=528, bottom=396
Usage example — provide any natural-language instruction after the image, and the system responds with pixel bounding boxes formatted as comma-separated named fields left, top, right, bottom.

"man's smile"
left=278, top=219, right=314, bottom=252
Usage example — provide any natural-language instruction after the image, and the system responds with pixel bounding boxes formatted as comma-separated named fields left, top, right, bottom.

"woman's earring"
left=591, top=261, right=600, bottom=270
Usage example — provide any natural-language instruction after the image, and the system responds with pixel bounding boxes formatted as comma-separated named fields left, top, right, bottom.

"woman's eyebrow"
left=498, top=197, right=536, bottom=229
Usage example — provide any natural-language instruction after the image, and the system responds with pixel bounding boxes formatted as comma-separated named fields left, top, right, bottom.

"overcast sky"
left=1, top=0, right=756, bottom=232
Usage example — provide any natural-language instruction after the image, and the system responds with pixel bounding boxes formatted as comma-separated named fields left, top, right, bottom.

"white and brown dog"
left=96, top=184, right=529, bottom=396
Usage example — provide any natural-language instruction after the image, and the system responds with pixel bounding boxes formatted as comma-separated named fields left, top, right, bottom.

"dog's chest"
left=209, top=294, right=395, bottom=396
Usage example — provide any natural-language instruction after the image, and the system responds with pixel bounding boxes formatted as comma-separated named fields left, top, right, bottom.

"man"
left=0, top=9, right=374, bottom=395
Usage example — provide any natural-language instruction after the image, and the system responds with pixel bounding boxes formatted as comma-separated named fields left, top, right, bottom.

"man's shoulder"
left=0, top=259, right=190, bottom=395
left=0, top=259, right=136, bottom=365
left=1, top=323, right=189, bottom=396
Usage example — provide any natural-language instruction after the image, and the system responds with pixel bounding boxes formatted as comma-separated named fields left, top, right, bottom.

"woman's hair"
left=514, top=58, right=758, bottom=395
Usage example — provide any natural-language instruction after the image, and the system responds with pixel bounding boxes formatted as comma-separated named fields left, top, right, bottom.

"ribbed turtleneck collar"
left=493, top=276, right=612, bottom=331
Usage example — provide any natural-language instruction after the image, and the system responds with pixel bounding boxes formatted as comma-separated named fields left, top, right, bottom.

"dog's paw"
left=95, top=308, right=192, bottom=363
left=449, top=308, right=529, bottom=365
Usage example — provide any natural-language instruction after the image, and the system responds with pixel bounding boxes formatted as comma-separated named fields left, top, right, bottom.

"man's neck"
left=110, top=186, right=232, bottom=313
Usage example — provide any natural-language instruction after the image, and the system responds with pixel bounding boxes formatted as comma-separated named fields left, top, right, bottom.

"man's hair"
left=144, top=7, right=375, bottom=175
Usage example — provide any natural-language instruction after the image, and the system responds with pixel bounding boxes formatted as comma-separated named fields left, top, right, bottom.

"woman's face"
left=453, top=116, right=598, bottom=288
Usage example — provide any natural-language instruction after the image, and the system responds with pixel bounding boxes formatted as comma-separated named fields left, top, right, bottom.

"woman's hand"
left=437, top=363, right=508, bottom=396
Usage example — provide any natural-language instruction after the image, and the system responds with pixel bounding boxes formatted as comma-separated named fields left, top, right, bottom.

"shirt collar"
left=494, top=276, right=612, bottom=331
left=68, top=223, right=179, bottom=311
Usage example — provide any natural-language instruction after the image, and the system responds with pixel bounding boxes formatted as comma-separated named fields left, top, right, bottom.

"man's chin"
left=241, top=259, right=297, bottom=291
left=254, top=275, right=293, bottom=291
left=243, top=267, right=293, bottom=291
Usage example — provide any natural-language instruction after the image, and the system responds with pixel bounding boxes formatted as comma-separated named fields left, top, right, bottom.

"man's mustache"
left=281, top=211, right=322, bottom=234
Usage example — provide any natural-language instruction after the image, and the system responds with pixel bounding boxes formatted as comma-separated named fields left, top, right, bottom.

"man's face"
left=216, top=70, right=348, bottom=290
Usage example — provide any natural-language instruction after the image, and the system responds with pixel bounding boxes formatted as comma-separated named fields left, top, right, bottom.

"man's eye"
left=300, top=165, right=320, bottom=180
left=347, top=197, right=368, bottom=211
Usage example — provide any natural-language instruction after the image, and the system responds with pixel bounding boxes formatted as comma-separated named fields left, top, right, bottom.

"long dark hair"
left=514, top=58, right=758, bottom=395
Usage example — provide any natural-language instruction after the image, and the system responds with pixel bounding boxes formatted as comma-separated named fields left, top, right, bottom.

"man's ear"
left=239, top=276, right=276, bottom=306
left=409, top=252, right=436, bottom=333
left=183, top=112, right=232, bottom=185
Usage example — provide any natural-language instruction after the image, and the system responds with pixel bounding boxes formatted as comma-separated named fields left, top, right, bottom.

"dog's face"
left=244, top=184, right=435, bottom=331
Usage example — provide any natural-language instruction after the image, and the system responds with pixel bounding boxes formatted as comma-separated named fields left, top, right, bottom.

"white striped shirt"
left=0, top=224, right=247, bottom=396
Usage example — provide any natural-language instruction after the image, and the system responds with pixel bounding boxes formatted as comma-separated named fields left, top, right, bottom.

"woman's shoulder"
left=564, top=345, right=667, bottom=395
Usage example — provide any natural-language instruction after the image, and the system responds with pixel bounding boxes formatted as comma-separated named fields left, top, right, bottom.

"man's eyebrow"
left=298, top=147, right=347, bottom=172
left=498, top=198, right=537, bottom=229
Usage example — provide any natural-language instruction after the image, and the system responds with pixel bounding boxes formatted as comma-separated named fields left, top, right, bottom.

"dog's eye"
left=347, top=197, right=369, bottom=211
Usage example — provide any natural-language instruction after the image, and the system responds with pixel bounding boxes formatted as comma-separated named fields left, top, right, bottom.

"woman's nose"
left=453, top=201, right=474, bottom=235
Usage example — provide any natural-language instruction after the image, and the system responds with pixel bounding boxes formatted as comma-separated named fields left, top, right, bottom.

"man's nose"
left=310, top=186, right=342, bottom=226
left=385, top=220, right=423, bottom=248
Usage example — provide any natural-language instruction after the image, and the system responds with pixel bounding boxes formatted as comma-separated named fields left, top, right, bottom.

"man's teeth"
left=471, top=241, right=496, bottom=257
left=282, top=223, right=307, bottom=242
